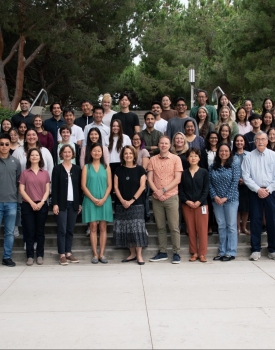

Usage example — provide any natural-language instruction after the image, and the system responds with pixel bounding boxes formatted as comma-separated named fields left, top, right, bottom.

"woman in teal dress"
left=81, top=143, right=113, bottom=264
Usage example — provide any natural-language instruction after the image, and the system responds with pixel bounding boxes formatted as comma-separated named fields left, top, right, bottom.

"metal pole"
left=191, top=84, right=194, bottom=108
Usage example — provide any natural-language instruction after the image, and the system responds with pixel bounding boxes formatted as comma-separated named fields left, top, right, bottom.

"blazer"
left=51, top=163, right=82, bottom=211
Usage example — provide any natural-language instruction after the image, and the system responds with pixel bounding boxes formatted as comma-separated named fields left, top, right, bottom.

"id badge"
left=202, top=205, right=207, bottom=214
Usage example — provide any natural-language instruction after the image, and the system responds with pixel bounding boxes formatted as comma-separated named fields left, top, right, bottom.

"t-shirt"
left=142, top=118, right=167, bottom=134
left=160, top=109, right=177, bottom=121
left=104, top=134, right=131, bottom=163
left=103, top=110, right=116, bottom=127
left=111, top=111, right=140, bottom=139
left=19, top=168, right=50, bottom=202
left=57, top=124, right=84, bottom=144
left=115, top=165, right=146, bottom=205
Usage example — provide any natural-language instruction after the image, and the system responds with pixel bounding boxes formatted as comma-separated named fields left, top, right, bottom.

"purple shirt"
left=19, top=168, right=50, bottom=202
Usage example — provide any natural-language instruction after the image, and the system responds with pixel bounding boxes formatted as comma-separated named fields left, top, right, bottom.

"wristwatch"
left=132, top=196, right=137, bottom=201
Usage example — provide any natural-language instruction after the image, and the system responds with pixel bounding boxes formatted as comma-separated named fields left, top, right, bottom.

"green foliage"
left=0, top=107, right=15, bottom=121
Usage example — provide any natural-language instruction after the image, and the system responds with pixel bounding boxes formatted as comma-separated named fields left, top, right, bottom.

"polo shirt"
left=11, top=112, right=35, bottom=128
left=0, top=155, right=21, bottom=202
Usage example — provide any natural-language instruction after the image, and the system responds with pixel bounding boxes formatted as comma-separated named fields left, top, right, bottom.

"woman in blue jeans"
left=209, top=143, right=240, bottom=261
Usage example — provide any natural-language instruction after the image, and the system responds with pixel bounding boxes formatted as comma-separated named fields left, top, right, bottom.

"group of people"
left=1, top=91, right=275, bottom=268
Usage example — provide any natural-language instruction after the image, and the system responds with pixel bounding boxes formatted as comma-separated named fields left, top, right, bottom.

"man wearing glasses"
left=0, top=133, right=21, bottom=267
left=242, top=131, right=275, bottom=261
left=190, top=90, right=218, bottom=124
left=166, top=97, right=199, bottom=141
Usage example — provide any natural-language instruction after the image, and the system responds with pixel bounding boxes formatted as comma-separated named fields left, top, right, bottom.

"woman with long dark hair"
left=236, top=106, right=252, bottom=135
left=261, top=111, right=275, bottom=133
left=267, top=127, right=275, bottom=151
left=8, top=127, right=20, bottom=155
left=82, top=143, right=113, bottom=264
left=33, top=115, right=54, bottom=153
left=17, top=121, right=27, bottom=146
left=209, top=143, right=240, bottom=261
left=0, top=118, right=12, bottom=133
left=262, top=98, right=274, bottom=115
left=217, top=94, right=236, bottom=120
left=218, top=123, right=232, bottom=148
left=195, top=106, right=215, bottom=139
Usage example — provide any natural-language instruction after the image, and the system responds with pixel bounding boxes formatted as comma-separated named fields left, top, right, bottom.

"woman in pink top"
left=19, top=148, right=50, bottom=266
left=236, top=107, right=252, bottom=135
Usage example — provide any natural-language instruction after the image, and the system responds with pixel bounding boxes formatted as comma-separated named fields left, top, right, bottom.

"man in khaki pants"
left=147, top=136, right=183, bottom=263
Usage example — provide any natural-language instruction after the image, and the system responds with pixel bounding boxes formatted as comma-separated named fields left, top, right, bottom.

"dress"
left=82, top=164, right=113, bottom=223
left=113, top=165, right=148, bottom=248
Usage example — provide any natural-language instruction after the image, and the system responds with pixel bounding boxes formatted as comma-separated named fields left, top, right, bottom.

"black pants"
left=21, top=201, right=48, bottom=258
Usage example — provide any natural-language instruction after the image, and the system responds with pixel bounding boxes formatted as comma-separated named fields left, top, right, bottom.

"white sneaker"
left=13, top=226, right=19, bottom=237
left=250, top=252, right=261, bottom=261
left=24, top=243, right=26, bottom=251
left=268, top=252, right=275, bottom=260
left=33, top=242, right=37, bottom=251
left=86, top=228, right=90, bottom=237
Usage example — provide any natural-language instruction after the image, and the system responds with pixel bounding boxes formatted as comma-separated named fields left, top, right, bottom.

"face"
left=220, top=95, right=229, bottom=106
left=2, top=120, right=12, bottom=131
left=132, top=135, right=141, bottom=148
left=18, top=123, right=27, bottom=136
left=197, top=108, right=207, bottom=121
left=220, top=126, right=230, bottom=140
left=161, top=96, right=171, bottom=109
left=29, top=150, right=40, bottom=164
left=93, top=109, right=104, bottom=123
left=244, top=100, right=252, bottom=113
left=263, top=113, right=273, bottom=126
left=91, top=145, right=102, bottom=159
left=60, top=129, right=71, bottom=142
left=197, top=92, right=207, bottom=106
left=151, top=104, right=162, bottom=116
left=64, top=112, right=75, bottom=126
left=237, top=108, right=246, bottom=122
left=119, top=96, right=131, bottom=109
left=209, top=134, right=218, bottom=146
left=123, top=148, right=134, bottom=163
left=25, top=130, right=38, bottom=144
left=81, top=102, right=93, bottom=116
left=264, top=99, right=273, bottom=111
left=52, top=104, right=62, bottom=117
left=62, top=147, right=73, bottom=160
left=33, top=117, right=43, bottom=128
left=176, top=100, right=187, bottom=114
left=112, top=122, right=120, bottom=135
left=158, top=137, right=171, bottom=153
left=235, top=136, right=245, bottom=150
left=268, top=130, right=275, bottom=143
left=102, top=99, right=111, bottom=110
left=255, top=134, right=268, bottom=152
left=174, top=134, right=185, bottom=148
left=9, top=130, right=19, bottom=143
left=250, top=118, right=262, bottom=128
left=187, top=151, right=200, bottom=165
left=20, top=100, right=30, bottom=112
left=145, top=114, right=155, bottom=128
left=185, top=121, right=195, bottom=135
left=220, top=108, right=230, bottom=121
left=89, top=131, right=100, bottom=143
left=0, top=138, right=10, bottom=155
left=219, top=145, right=230, bottom=161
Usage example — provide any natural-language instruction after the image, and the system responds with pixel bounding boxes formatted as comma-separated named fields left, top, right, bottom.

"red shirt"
left=19, top=168, right=50, bottom=202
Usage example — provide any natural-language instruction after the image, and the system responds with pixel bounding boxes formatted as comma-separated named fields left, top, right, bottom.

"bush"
left=0, top=107, right=15, bottom=122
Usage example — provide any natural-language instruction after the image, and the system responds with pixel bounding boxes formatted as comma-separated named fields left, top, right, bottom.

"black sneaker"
left=2, top=258, right=16, bottom=267
left=172, top=253, right=181, bottom=264
left=149, top=252, right=168, bottom=262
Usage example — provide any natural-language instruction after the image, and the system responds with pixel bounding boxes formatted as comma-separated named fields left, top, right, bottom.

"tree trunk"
left=11, top=35, right=25, bottom=110
left=0, top=61, right=11, bottom=109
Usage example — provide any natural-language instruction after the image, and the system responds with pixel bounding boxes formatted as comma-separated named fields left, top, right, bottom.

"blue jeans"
left=0, top=202, right=17, bottom=259
left=213, top=201, right=238, bottom=257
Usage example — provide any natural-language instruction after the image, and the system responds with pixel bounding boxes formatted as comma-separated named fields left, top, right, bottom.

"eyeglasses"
left=0, top=143, right=10, bottom=146
left=255, top=138, right=267, bottom=142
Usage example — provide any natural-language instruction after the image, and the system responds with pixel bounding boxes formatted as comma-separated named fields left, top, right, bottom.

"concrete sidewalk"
left=1, top=259, right=275, bottom=349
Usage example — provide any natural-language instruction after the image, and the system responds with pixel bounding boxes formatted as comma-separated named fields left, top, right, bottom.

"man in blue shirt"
left=242, top=131, right=275, bottom=261
left=44, top=102, right=65, bottom=147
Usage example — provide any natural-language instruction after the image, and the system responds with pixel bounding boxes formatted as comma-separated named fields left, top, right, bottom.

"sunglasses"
left=0, top=142, right=10, bottom=146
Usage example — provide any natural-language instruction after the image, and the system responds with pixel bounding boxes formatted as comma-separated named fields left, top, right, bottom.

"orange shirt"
left=147, top=152, right=183, bottom=199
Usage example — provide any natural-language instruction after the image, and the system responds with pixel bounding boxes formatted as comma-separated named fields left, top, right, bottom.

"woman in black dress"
left=113, top=145, right=147, bottom=265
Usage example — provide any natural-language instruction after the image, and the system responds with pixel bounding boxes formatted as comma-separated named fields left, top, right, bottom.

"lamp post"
left=189, top=68, right=195, bottom=108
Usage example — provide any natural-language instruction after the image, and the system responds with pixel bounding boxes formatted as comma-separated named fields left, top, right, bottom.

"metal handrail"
left=29, top=89, right=48, bottom=111
left=212, top=86, right=236, bottom=112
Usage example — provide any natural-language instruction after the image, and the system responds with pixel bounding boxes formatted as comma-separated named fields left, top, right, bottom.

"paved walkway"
left=1, top=259, right=275, bottom=349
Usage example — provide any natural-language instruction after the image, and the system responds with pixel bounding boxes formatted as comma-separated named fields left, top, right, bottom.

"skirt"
left=238, top=184, right=250, bottom=213
left=113, top=204, right=148, bottom=248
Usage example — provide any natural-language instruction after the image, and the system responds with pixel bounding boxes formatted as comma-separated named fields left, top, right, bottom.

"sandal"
left=189, top=254, right=198, bottom=262
left=243, top=229, right=250, bottom=235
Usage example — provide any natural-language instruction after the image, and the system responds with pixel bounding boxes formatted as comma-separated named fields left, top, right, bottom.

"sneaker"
left=86, top=227, right=90, bottom=237
left=66, top=255, right=79, bottom=263
left=99, top=256, right=108, bottom=264
left=13, top=226, right=19, bottom=237
left=268, top=252, right=275, bottom=260
left=149, top=252, right=168, bottom=262
left=26, top=258, right=34, bottom=266
left=2, top=258, right=16, bottom=267
left=172, top=253, right=181, bottom=264
left=33, top=242, right=37, bottom=251
left=24, top=243, right=26, bottom=251
left=59, top=256, right=68, bottom=266
left=250, top=252, right=261, bottom=261
left=36, top=257, right=43, bottom=265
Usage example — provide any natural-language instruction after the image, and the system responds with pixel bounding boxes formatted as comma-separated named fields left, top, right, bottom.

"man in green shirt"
left=140, top=112, right=163, bottom=155
left=190, top=89, right=218, bottom=124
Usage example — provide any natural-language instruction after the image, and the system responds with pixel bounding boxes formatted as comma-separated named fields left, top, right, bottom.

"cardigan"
left=51, top=164, right=82, bottom=211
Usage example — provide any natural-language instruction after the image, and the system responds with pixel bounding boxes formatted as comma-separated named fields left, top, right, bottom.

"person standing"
left=83, top=106, right=110, bottom=147
left=43, top=102, right=65, bottom=146
left=242, top=131, right=275, bottom=261
left=57, top=108, right=84, bottom=147
left=82, top=143, right=113, bottom=264
left=190, top=89, right=218, bottom=124
left=52, top=145, right=82, bottom=266
left=74, top=100, right=94, bottom=131
left=102, top=93, right=116, bottom=127
left=244, top=113, right=262, bottom=152
left=114, top=146, right=147, bottom=265
left=180, top=148, right=209, bottom=263
left=160, top=95, right=177, bottom=121
left=11, top=98, right=35, bottom=128
left=140, top=112, right=163, bottom=155
left=148, top=136, right=183, bottom=263
left=111, top=93, right=140, bottom=139
left=142, top=101, right=167, bottom=134
left=19, top=148, right=50, bottom=266
left=0, top=133, right=21, bottom=267
left=209, top=143, right=240, bottom=261
left=33, top=115, right=54, bottom=153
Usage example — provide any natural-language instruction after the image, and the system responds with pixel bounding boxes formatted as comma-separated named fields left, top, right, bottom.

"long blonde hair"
left=171, top=132, right=189, bottom=155
left=216, top=106, right=234, bottom=133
